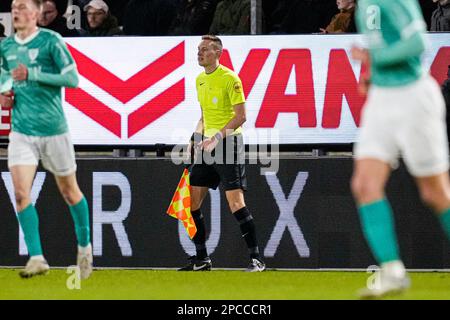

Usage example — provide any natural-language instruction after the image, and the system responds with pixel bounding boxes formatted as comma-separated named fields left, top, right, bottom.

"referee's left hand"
left=200, top=137, right=219, bottom=153
left=12, top=64, right=28, bottom=81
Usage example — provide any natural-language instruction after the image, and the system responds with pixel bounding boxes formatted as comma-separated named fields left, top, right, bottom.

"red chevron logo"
left=65, top=42, right=185, bottom=138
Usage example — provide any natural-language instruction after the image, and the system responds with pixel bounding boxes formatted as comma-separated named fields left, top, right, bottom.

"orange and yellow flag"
left=167, top=168, right=197, bottom=239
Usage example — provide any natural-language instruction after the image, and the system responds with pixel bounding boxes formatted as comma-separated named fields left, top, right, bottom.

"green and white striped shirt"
left=356, top=0, right=427, bottom=87
left=0, top=28, right=79, bottom=136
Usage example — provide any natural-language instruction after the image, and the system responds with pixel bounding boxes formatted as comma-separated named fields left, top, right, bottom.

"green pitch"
left=0, top=269, right=448, bottom=300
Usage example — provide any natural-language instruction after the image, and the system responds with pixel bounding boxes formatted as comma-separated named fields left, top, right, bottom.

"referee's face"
left=198, top=40, right=220, bottom=68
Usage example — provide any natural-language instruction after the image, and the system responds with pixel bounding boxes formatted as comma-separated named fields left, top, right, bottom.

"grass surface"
left=0, top=269, right=449, bottom=300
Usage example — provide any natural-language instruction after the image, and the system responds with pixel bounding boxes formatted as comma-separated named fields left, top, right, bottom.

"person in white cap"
left=83, top=0, right=123, bottom=36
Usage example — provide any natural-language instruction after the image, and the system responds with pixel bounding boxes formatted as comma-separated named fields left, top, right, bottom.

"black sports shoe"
left=246, top=258, right=266, bottom=272
left=178, top=255, right=212, bottom=271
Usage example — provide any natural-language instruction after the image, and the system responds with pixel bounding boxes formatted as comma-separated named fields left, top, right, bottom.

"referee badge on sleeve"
left=234, top=82, right=242, bottom=93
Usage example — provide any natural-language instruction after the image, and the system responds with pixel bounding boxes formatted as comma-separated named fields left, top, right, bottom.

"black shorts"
left=190, top=134, right=247, bottom=191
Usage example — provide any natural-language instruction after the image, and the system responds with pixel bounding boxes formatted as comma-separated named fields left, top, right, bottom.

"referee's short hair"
left=202, top=35, right=223, bottom=51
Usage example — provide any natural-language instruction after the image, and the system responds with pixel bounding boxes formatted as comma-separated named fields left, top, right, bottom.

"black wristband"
left=191, top=132, right=203, bottom=143
left=213, top=132, right=223, bottom=141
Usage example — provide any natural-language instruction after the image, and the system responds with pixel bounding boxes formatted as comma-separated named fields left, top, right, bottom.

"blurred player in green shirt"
left=0, top=0, right=92, bottom=279
left=351, top=0, right=450, bottom=298
left=178, top=35, right=265, bottom=272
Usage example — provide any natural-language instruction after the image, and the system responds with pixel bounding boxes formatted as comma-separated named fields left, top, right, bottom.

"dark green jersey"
left=0, top=28, right=79, bottom=136
left=356, top=0, right=427, bottom=87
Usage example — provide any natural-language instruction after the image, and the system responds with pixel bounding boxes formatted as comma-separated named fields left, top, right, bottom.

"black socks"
left=233, top=207, right=260, bottom=259
left=192, top=209, right=208, bottom=259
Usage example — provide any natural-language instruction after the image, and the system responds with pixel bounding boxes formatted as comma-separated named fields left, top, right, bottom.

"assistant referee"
left=178, top=35, right=266, bottom=272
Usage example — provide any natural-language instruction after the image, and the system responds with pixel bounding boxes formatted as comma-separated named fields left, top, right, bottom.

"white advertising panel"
left=2, top=34, right=449, bottom=144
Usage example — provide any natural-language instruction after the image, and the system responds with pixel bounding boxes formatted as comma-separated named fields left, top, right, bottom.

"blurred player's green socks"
left=17, top=204, right=43, bottom=257
left=439, top=208, right=450, bottom=240
left=69, top=196, right=90, bottom=248
left=358, top=198, right=400, bottom=264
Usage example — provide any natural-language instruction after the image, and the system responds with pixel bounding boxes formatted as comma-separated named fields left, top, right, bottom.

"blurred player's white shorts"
left=8, top=131, right=77, bottom=176
left=354, top=74, right=449, bottom=177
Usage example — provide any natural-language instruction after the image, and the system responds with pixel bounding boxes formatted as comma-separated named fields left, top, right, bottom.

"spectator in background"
left=39, top=0, right=79, bottom=37
left=431, top=0, right=450, bottom=31
left=169, top=0, right=217, bottom=35
left=123, top=0, right=179, bottom=36
left=320, top=0, right=356, bottom=33
left=84, top=0, right=123, bottom=36
left=0, top=23, right=6, bottom=38
left=72, top=0, right=130, bottom=30
left=209, top=0, right=250, bottom=35
left=274, top=0, right=337, bottom=34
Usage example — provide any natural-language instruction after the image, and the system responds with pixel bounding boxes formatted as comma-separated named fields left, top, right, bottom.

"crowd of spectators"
left=0, top=0, right=449, bottom=38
